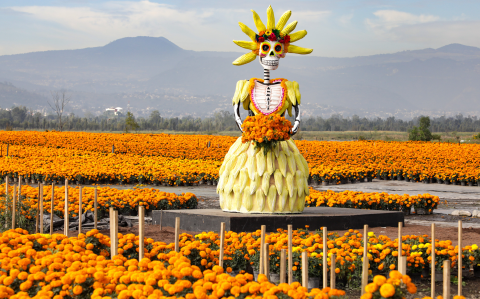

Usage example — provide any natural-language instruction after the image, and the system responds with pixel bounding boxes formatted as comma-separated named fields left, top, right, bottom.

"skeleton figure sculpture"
left=217, top=6, right=313, bottom=213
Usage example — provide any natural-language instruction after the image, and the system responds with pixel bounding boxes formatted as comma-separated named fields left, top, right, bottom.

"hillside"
left=0, top=37, right=479, bottom=117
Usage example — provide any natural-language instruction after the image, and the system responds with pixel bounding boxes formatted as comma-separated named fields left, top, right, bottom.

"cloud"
left=0, top=7, right=31, bottom=15
left=10, top=1, right=218, bottom=37
left=389, top=20, right=480, bottom=46
left=4, top=2, right=330, bottom=53
left=6, top=1, right=248, bottom=52
left=293, top=10, right=331, bottom=23
left=366, top=10, right=439, bottom=31
left=338, top=13, right=353, bottom=26
left=362, top=9, right=480, bottom=48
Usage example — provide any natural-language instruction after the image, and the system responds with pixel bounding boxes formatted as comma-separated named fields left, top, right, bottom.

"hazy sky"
left=1, top=0, right=479, bottom=57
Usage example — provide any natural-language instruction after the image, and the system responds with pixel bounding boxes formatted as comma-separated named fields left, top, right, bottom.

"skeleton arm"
left=285, top=80, right=302, bottom=136
left=232, top=79, right=251, bottom=132
left=234, top=103, right=243, bottom=132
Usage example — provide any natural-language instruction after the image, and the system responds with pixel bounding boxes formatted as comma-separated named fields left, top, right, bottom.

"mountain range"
left=1, top=36, right=480, bottom=118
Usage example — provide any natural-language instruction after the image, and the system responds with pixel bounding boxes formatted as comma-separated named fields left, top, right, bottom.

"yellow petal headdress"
left=233, top=5, right=313, bottom=66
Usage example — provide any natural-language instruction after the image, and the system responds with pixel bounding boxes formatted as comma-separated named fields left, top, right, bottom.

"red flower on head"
left=279, top=39, right=285, bottom=43
left=258, top=36, right=265, bottom=42
left=268, top=33, right=277, bottom=41
left=284, top=35, right=291, bottom=43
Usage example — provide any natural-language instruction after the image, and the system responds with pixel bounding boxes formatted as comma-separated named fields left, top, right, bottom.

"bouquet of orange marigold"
left=241, top=114, right=292, bottom=153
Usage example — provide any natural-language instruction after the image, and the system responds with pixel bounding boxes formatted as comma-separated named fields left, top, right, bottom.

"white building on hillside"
left=105, top=107, right=123, bottom=115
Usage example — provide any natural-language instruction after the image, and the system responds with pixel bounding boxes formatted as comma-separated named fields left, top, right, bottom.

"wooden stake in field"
left=431, top=223, right=436, bottom=298
left=288, top=225, right=293, bottom=284
left=458, top=220, right=463, bottom=296
left=323, top=227, right=328, bottom=289
left=280, top=249, right=286, bottom=284
left=443, top=260, right=451, bottom=299
left=12, top=185, right=16, bottom=229
left=219, top=222, right=225, bottom=268
left=94, top=187, right=98, bottom=230
left=64, top=179, right=69, bottom=236
left=159, top=210, right=163, bottom=231
left=263, top=243, right=270, bottom=279
left=260, top=225, right=266, bottom=275
left=18, top=176, right=21, bottom=209
left=138, top=206, right=145, bottom=261
left=18, top=175, right=21, bottom=192
left=36, top=183, right=40, bottom=233
left=109, top=207, right=118, bottom=258
left=5, top=176, right=8, bottom=229
left=39, top=184, right=44, bottom=234
left=78, top=186, right=82, bottom=234
left=174, top=217, right=180, bottom=252
left=397, top=222, right=407, bottom=275
left=50, top=184, right=54, bottom=235
left=330, top=253, right=336, bottom=289
left=302, top=251, right=308, bottom=288
left=361, top=225, right=369, bottom=295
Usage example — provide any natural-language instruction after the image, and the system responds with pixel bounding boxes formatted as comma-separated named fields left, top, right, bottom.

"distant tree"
left=124, top=112, right=139, bottom=133
left=11, top=106, right=27, bottom=123
left=149, top=110, right=161, bottom=129
left=409, top=116, right=432, bottom=141
left=48, top=91, right=71, bottom=131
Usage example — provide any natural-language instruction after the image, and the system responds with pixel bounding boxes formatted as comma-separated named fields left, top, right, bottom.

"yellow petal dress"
left=217, top=78, right=308, bottom=213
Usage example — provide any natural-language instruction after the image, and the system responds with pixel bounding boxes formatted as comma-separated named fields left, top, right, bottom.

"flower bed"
left=305, top=189, right=440, bottom=213
left=0, top=185, right=197, bottom=219
left=0, top=144, right=220, bottom=185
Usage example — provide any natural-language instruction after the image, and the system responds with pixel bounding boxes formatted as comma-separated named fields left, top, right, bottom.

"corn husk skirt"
left=217, top=137, right=309, bottom=213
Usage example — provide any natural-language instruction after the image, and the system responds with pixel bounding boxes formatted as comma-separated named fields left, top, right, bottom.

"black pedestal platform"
left=152, top=207, right=404, bottom=232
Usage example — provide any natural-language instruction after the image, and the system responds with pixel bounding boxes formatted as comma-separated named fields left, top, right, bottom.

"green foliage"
left=0, top=194, right=37, bottom=233
left=124, top=112, right=140, bottom=133
left=408, top=116, right=433, bottom=141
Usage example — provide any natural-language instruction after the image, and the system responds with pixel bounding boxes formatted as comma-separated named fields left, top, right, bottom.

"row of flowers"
left=1, top=144, right=221, bottom=185
left=0, top=131, right=231, bottom=161
left=1, top=185, right=198, bottom=219
left=0, top=228, right=466, bottom=299
left=2, top=132, right=480, bottom=186
left=305, top=189, right=440, bottom=213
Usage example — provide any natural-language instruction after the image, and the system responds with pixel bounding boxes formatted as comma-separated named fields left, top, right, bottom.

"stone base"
left=152, top=207, right=404, bottom=232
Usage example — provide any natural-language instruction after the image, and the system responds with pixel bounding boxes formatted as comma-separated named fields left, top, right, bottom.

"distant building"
left=105, top=107, right=123, bottom=115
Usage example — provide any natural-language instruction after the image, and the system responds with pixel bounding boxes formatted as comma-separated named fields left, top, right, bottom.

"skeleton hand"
left=291, top=120, right=300, bottom=135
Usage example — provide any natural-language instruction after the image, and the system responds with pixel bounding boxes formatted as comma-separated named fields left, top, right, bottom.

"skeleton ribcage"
left=251, top=80, right=284, bottom=115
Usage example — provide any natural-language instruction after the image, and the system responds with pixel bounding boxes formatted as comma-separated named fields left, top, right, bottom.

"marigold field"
left=0, top=227, right=475, bottom=299
left=1, top=131, right=480, bottom=185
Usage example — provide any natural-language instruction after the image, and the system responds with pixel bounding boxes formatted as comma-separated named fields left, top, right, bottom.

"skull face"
left=258, top=40, right=284, bottom=70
